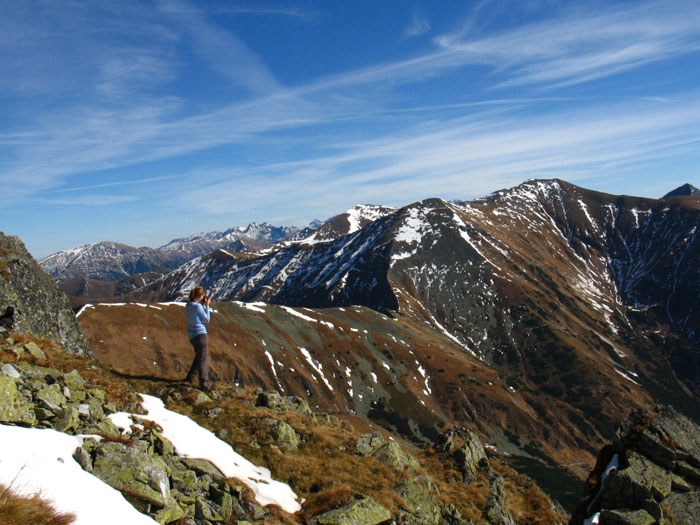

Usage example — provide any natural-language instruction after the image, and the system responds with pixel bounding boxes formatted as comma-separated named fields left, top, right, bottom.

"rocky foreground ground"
left=0, top=329, right=564, bottom=524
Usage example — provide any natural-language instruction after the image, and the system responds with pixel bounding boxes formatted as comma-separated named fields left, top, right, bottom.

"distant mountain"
left=40, top=222, right=307, bottom=284
left=663, top=183, right=700, bottom=198
left=40, top=241, right=178, bottom=282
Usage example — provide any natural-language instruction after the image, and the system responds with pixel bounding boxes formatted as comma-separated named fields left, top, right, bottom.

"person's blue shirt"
left=186, top=301, right=210, bottom=340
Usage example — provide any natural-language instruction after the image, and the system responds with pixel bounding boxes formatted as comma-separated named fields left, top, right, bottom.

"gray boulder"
left=373, top=441, right=421, bottom=473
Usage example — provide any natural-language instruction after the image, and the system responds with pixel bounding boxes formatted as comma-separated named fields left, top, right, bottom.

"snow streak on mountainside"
left=297, top=205, right=397, bottom=245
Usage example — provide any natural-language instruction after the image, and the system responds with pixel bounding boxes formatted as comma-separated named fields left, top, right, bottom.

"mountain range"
left=33, top=178, right=700, bottom=517
left=40, top=223, right=309, bottom=305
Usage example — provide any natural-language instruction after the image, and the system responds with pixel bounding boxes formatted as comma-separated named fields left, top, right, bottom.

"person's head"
left=188, top=286, right=206, bottom=302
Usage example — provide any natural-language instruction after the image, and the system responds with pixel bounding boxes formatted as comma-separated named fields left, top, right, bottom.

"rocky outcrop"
left=573, top=406, right=700, bottom=524
left=0, top=233, right=90, bottom=356
left=435, top=428, right=490, bottom=484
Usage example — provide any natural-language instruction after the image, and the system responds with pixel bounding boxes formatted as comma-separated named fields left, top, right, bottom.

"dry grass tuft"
left=300, top=485, right=356, bottom=520
left=0, top=484, right=76, bottom=525
left=94, top=432, right=135, bottom=446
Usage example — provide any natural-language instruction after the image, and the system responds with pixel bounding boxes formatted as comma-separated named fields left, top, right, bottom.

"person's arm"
left=199, top=302, right=211, bottom=323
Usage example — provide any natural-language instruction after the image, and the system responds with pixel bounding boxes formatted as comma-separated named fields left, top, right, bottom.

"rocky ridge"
left=572, top=406, right=700, bottom=524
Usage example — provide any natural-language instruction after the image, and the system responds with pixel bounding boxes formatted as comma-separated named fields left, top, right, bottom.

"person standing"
left=185, top=286, right=212, bottom=391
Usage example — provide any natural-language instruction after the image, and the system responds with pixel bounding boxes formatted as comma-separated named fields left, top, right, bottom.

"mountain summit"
left=663, top=183, right=700, bottom=198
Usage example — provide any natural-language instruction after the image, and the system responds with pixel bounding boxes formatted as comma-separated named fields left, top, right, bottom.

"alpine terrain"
left=7, top=178, right=700, bottom=524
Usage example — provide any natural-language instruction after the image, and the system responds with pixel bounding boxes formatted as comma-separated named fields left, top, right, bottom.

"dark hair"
left=188, top=286, right=206, bottom=302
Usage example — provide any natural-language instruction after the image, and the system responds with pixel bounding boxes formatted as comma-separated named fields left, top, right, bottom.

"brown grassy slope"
left=1, top=333, right=566, bottom=524
left=76, top=302, right=606, bottom=477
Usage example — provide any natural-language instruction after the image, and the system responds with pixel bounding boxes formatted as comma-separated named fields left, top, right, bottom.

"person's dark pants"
left=186, top=333, right=210, bottom=389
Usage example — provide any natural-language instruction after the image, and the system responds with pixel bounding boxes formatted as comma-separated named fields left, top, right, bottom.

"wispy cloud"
left=35, top=175, right=185, bottom=195
left=304, top=0, right=700, bottom=93
left=435, top=0, right=700, bottom=90
left=156, top=0, right=281, bottom=95
left=404, top=12, right=430, bottom=38
left=175, top=93, right=700, bottom=221
left=211, top=5, right=318, bottom=21
left=39, top=194, right=140, bottom=206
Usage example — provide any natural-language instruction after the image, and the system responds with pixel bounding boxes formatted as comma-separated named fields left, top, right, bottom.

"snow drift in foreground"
left=0, top=393, right=300, bottom=524
left=134, top=394, right=301, bottom=513
left=0, top=424, right=157, bottom=525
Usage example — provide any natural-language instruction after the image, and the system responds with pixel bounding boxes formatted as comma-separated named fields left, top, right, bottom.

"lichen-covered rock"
left=182, top=457, right=224, bottom=480
left=395, top=474, right=441, bottom=524
left=602, top=452, right=673, bottom=509
left=663, top=491, right=700, bottom=523
left=23, top=341, right=47, bottom=360
left=0, top=374, right=36, bottom=425
left=0, top=363, right=20, bottom=378
left=356, top=431, right=384, bottom=456
left=153, top=498, right=187, bottom=524
left=92, top=440, right=173, bottom=507
left=599, top=508, right=656, bottom=524
left=35, top=383, right=67, bottom=413
left=0, top=232, right=91, bottom=356
left=309, top=495, right=392, bottom=525
left=63, top=369, right=86, bottom=391
left=54, top=405, right=80, bottom=432
left=87, top=417, right=122, bottom=439
left=73, top=445, right=93, bottom=473
left=266, top=418, right=300, bottom=451
left=195, top=498, right=224, bottom=521
left=373, top=441, right=421, bottom=473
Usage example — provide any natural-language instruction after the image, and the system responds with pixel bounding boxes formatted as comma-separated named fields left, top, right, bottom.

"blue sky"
left=2, top=0, right=700, bottom=258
